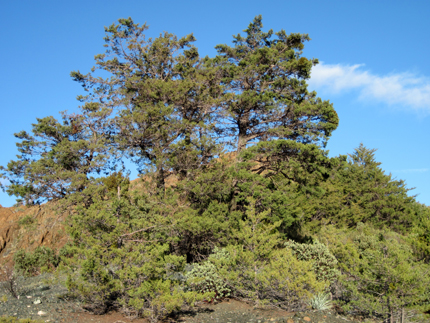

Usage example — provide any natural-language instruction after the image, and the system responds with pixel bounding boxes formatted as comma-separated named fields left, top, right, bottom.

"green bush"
left=185, top=248, right=231, bottom=301
left=13, top=246, right=59, bottom=276
left=285, top=239, right=340, bottom=283
left=210, top=199, right=327, bottom=310
left=18, top=215, right=35, bottom=228
left=319, top=224, right=430, bottom=322
left=61, top=192, right=210, bottom=322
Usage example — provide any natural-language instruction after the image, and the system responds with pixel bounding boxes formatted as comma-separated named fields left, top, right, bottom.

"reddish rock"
left=0, top=204, right=69, bottom=265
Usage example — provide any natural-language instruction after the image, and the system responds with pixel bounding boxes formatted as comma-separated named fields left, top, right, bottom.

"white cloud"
left=309, top=63, right=430, bottom=113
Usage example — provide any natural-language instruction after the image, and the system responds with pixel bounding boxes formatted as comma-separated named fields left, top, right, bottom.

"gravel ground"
left=0, top=273, right=83, bottom=322
left=0, top=274, right=363, bottom=323
left=176, top=299, right=361, bottom=323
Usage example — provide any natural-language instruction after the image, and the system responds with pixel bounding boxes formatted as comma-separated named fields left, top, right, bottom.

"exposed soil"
left=176, top=299, right=360, bottom=323
left=0, top=205, right=69, bottom=265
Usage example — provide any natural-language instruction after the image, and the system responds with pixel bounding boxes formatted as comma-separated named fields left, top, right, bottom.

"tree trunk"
left=237, top=111, right=249, bottom=156
left=237, top=133, right=247, bottom=155
left=156, top=166, right=166, bottom=193
left=179, top=133, right=192, bottom=179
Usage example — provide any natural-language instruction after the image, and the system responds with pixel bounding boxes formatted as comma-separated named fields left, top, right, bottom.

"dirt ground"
left=51, top=298, right=359, bottom=323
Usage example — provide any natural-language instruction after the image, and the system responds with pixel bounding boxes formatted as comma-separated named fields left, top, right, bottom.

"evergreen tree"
left=71, top=18, right=222, bottom=189
left=319, top=224, right=430, bottom=322
left=317, top=144, right=416, bottom=231
left=214, top=15, right=338, bottom=153
left=0, top=103, right=116, bottom=206
left=216, top=197, right=325, bottom=310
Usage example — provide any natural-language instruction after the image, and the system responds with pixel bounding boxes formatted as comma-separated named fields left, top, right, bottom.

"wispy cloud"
left=309, top=63, right=430, bottom=114
left=392, top=168, right=429, bottom=173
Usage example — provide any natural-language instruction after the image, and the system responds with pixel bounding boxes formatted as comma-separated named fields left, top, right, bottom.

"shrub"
left=212, top=199, right=327, bottom=310
left=185, top=248, right=231, bottom=301
left=0, top=318, right=44, bottom=323
left=0, top=264, right=19, bottom=298
left=309, top=292, right=332, bottom=310
left=13, top=246, right=59, bottom=276
left=18, top=215, right=35, bottom=228
left=61, top=193, right=210, bottom=322
left=319, top=224, right=430, bottom=322
left=285, top=239, right=340, bottom=283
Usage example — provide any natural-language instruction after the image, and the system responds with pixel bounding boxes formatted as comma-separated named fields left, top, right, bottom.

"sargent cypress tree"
left=214, top=15, right=338, bottom=153
left=304, top=144, right=417, bottom=232
left=71, top=18, right=222, bottom=189
left=0, top=103, right=116, bottom=205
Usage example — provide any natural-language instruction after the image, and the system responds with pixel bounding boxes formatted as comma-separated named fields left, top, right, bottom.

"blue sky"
left=1, top=1, right=429, bottom=206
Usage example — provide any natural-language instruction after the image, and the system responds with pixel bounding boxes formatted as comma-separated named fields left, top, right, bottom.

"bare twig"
left=0, top=264, right=20, bottom=299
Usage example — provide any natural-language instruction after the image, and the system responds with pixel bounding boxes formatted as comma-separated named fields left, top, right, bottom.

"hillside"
left=0, top=204, right=68, bottom=265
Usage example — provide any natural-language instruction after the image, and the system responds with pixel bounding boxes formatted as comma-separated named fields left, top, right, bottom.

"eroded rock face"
left=0, top=204, right=69, bottom=265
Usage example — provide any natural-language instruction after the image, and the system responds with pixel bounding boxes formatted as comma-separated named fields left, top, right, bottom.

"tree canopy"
left=214, top=15, right=338, bottom=152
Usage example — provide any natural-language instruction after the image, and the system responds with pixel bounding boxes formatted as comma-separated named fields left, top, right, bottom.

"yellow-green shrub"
left=213, top=198, right=326, bottom=310
left=318, top=224, right=430, bottom=321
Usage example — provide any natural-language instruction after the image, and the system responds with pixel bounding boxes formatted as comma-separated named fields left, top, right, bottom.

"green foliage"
left=214, top=15, right=338, bottom=152
left=285, top=239, right=340, bottom=283
left=185, top=260, right=230, bottom=301
left=13, top=246, right=59, bottom=276
left=18, top=215, right=35, bottom=228
left=72, top=17, right=222, bottom=189
left=0, top=318, right=44, bottom=323
left=2, top=16, right=430, bottom=322
left=318, top=224, right=430, bottom=321
left=214, top=198, right=326, bottom=310
left=181, top=142, right=338, bottom=243
left=61, top=186, right=210, bottom=321
left=305, top=144, right=418, bottom=233
left=184, top=247, right=232, bottom=301
left=409, top=203, right=430, bottom=262
left=0, top=103, right=117, bottom=206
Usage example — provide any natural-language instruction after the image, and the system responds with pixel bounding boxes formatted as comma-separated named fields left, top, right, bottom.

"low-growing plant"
left=61, top=192, right=212, bottom=322
left=309, top=292, right=332, bottom=310
left=18, top=215, right=35, bottom=228
left=0, top=317, right=44, bottom=323
left=0, top=264, right=19, bottom=299
left=212, top=198, right=327, bottom=310
left=13, top=246, right=59, bottom=276
left=319, top=224, right=430, bottom=321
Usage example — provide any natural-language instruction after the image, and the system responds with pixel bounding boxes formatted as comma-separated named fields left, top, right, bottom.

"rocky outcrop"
left=0, top=204, right=69, bottom=264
